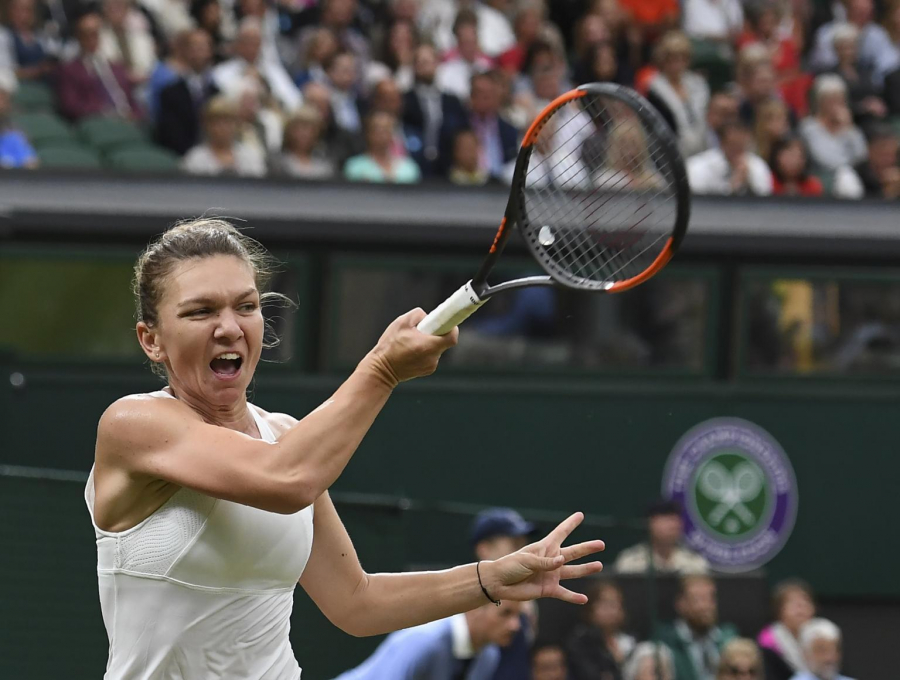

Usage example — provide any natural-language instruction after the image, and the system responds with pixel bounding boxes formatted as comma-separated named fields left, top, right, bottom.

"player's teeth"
left=217, top=353, right=240, bottom=360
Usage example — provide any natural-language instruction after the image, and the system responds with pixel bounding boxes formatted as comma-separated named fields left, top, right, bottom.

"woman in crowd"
left=275, top=105, right=335, bottom=180
left=365, top=19, right=417, bottom=93
left=754, top=97, right=791, bottom=161
left=623, top=642, right=674, bottom=680
left=190, top=0, right=230, bottom=64
left=825, top=23, right=888, bottom=125
left=800, top=74, right=868, bottom=175
left=757, top=579, right=816, bottom=680
left=769, top=135, right=824, bottom=196
left=344, top=111, right=421, bottom=183
left=567, top=580, right=636, bottom=680
left=717, top=638, right=764, bottom=680
left=182, top=95, right=267, bottom=177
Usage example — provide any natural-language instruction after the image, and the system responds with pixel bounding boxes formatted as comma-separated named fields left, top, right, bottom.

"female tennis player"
left=85, top=218, right=605, bottom=678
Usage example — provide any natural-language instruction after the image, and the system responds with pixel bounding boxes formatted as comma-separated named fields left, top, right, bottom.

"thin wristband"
left=476, top=561, right=501, bottom=606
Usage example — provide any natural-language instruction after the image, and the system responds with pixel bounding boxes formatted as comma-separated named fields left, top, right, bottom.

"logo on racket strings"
left=662, top=418, right=798, bottom=572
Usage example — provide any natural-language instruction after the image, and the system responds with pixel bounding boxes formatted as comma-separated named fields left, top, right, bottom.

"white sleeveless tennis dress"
left=84, top=390, right=314, bottom=679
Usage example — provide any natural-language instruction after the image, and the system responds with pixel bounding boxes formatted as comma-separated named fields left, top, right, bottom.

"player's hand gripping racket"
left=416, top=82, right=691, bottom=336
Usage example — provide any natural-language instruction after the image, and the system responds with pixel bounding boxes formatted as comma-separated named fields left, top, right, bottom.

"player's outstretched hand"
left=363, top=308, right=459, bottom=387
left=482, top=512, right=605, bottom=605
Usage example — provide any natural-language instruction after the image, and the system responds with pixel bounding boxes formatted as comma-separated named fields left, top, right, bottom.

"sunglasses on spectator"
left=725, top=665, right=758, bottom=677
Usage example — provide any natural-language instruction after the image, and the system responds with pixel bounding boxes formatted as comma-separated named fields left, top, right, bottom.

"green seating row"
left=36, top=143, right=180, bottom=172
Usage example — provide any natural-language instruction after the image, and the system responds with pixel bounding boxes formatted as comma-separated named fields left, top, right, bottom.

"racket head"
left=508, top=83, right=690, bottom=293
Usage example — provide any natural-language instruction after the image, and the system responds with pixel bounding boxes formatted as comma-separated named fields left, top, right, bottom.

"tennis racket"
left=416, top=82, right=691, bottom=336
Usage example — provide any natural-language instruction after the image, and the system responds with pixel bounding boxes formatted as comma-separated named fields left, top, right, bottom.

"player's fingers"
left=559, top=561, right=604, bottom=581
left=545, top=512, right=585, bottom=547
left=521, top=552, right=565, bottom=574
left=549, top=585, right=589, bottom=605
left=404, top=308, right=427, bottom=325
left=560, top=540, right=606, bottom=563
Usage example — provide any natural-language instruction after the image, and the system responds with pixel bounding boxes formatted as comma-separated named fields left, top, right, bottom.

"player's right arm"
left=96, top=310, right=458, bottom=515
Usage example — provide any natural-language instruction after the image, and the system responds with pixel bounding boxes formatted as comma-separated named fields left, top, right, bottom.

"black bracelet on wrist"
left=476, top=561, right=501, bottom=606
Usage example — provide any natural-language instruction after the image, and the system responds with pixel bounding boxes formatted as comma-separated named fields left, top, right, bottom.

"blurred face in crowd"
left=388, top=20, right=416, bottom=63
left=371, top=78, right=402, bottom=116
left=391, top=0, right=419, bottom=23
left=284, top=117, right=320, bottom=156
left=327, top=52, right=357, bottom=91
left=847, top=0, right=873, bottom=26
left=718, top=652, right=761, bottom=680
left=235, top=26, right=262, bottom=64
left=470, top=75, right=500, bottom=117
left=365, top=112, right=395, bottom=155
left=198, top=0, right=221, bottom=33
left=779, top=587, right=816, bottom=633
left=470, top=600, right=523, bottom=648
left=805, top=636, right=841, bottom=680
left=589, top=585, right=625, bottom=633
left=754, top=6, right=779, bottom=39
left=678, top=578, right=718, bottom=634
left=453, top=131, right=481, bottom=173
left=818, top=90, right=849, bottom=125
left=515, top=7, right=541, bottom=44
left=414, top=44, right=438, bottom=84
left=323, top=0, right=355, bottom=28
left=77, top=13, right=102, bottom=55
left=532, top=646, right=568, bottom=680
left=774, top=140, right=807, bottom=181
left=307, top=28, right=338, bottom=66
left=532, top=61, right=563, bottom=101
left=592, top=41, right=618, bottom=81
left=206, top=111, right=238, bottom=148
left=869, top=136, right=899, bottom=174
left=707, top=93, right=739, bottom=134
left=303, top=81, right=333, bottom=120
left=456, top=24, right=480, bottom=62
left=185, top=30, right=213, bottom=73
left=578, top=13, right=611, bottom=54
left=239, top=0, right=264, bottom=19
left=661, top=43, right=691, bottom=81
left=635, top=656, right=673, bottom=680
left=649, top=511, right=684, bottom=550
left=475, top=534, right=528, bottom=561
left=834, top=35, right=858, bottom=67
left=8, top=0, right=36, bottom=31
left=103, top=0, right=130, bottom=30
left=721, top=126, right=751, bottom=167
left=759, top=100, right=789, bottom=140
left=747, top=64, right=775, bottom=102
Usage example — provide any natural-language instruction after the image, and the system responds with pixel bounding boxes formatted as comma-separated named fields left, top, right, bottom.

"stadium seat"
left=105, top=145, right=181, bottom=173
left=77, top=116, right=147, bottom=153
left=11, top=80, right=55, bottom=111
left=11, top=112, right=76, bottom=149
left=37, top=145, right=103, bottom=169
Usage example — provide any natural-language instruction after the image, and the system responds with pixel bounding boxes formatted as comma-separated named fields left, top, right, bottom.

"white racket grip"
left=417, top=280, right=489, bottom=336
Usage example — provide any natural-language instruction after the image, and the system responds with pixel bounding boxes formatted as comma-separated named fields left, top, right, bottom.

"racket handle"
left=417, top=280, right=489, bottom=336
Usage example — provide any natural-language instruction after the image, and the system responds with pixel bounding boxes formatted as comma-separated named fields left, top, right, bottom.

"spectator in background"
left=754, top=97, right=790, bottom=160
left=615, top=500, right=710, bottom=575
left=567, top=580, right=636, bottom=680
left=646, top=31, right=710, bottom=158
left=769, top=135, right=824, bottom=196
left=800, top=75, right=867, bottom=175
left=516, top=40, right=567, bottom=123
left=146, top=28, right=190, bottom=124
left=656, top=575, right=739, bottom=680
left=834, top=121, right=900, bottom=199
left=181, top=95, right=266, bottom=176
left=190, top=0, right=229, bottom=64
left=365, top=19, right=416, bottom=92
left=496, top=1, right=545, bottom=75
left=275, top=105, right=335, bottom=179
left=0, top=74, right=38, bottom=168
left=99, top=0, right=156, bottom=85
left=682, top=0, right=744, bottom=45
left=690, top=121, right=774, bottom=194
left=57, top=10, right=139, bottom=121
left=448, top=127, right=490, bottom=185
left=325, top=49, right=363, bottom=134
left=291, top=26, right=338, bottom=89
left=623, top=642, right=675, bottom=680
left=302, top=79, right=364, bottom=166
left=0, top=0, right=57, bottom=83
left=156, top=28, right=217, bottom=155
left=344, top=110, right=421, bottom=182
left=716, top=639, right=763, bottom=680
left=757, top=580, right=816, bottom=680
left=532, top=643, right=569, bottom=680
left=704, top=91, right=740, bottom=150
left=825, top=23, right=887, bottom=125
left=212, top=18, right=302, bottom=114
left=368, top=76, right=412, bottom=157
left=467, top=71, right=518, bottom=182
left=333, top=601, right=525, bottom=680
left=419, top=0, right=515, bottom=59
left=791, top=619, right=854, bottom=680
left=574, top=39, right=632, bottom=88
left=737, top=60, right=780, bottom=128
left=737, top=1, right=800, bottom=82
left=436, top=9, right=493, bottom=100
left=140, top=0, right=192, bottom=43
left=403, top=43, right=467, bottom=176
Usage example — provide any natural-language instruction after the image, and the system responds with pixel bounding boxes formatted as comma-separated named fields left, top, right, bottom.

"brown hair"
left=133, top=218, right=290, bottom=376
left=716, top=638, right=762, bottom=679
left=771, top=578, right=815, bottom=620
left=583, top=579, right=624, bottom=623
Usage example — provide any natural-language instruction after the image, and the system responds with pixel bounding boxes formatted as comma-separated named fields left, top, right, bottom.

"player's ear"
left=136, top=321, right=164, bottom=363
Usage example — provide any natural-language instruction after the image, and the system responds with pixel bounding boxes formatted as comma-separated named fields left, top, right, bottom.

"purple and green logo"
left=662, top=417, right=798, bottom=572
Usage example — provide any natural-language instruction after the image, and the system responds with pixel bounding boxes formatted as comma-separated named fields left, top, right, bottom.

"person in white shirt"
left=419, top=0, right=515, bottom=58
left=687, top=121, right=774, bottom=196
left=326, top=49, right=363, bottom=134
left=799, top=74, right=867, bottom=174
left=182, top=95, right=267, bottom=176
left=682, top=0, right=744, bottom=43
left=435, top=8, right=494, bottom=99
left=99, top=0, right=157, bottom=83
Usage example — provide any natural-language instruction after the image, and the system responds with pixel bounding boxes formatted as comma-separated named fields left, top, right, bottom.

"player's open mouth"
left=210, top=352, right=243, bottom=379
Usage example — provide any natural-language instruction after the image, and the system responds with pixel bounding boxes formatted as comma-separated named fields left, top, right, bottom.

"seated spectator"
left=567, top=580, right=635, bottom=680
left=291, top=0, right=370, bottom=71
left=435, top=9, right=494, bottom=100
left=0, top=0, right=57, bottom=83
left=689, top=122, right=774, bottom=195
left=403, top=43, right=467, bottom=176
left=574, top=39, right=632, bottom=88
left=682, top=0, right=743, bottom=44
left=233, top=82, right=283, bottom=153
left=57, top=10, right=140, bottom=121
left=737, top=1, right=800, bottom=82
left=754, top=97, right=790, bottom=160
left=190, top=0, right=229, bottom=64
left=365, top=19, right=416, bottom=93
left=156, top=29, right=217, bottom=155
left=302, top=79, right=364, bottom=167
left=368, top=76, right=411, bottom=157
left=146, top=29, right=189, bottom=124
left=0, top=75, right=38, bottom=168
left=646, top=31, right=710, bottom=158
left=99, top=0, right=156, bottom=84
left=615, top=499, right=710, bottom=575
left=496, top=1, right=545, bottom=75
left=799, top=75, right=867, bottom=175
left=291, top=26, right=337, bottom=89
left=704, top=91, right=740, bottom=149
left=139, top=0, right=192, bottom=43
left=738, top=61, right=780, bottom=127
left=274, top=106, right=335, bottom=179
left=212, top=18, right=302, bottom=114
left=656, top=575, right=739, bottom=680
left=716, top=639, right=763, bottom=680
left=825, top=23, right=887, bottom=125
left=769, top=136, right=824, bottom=196
left=835, top=123, right=900, bottom=199
left=418, top=0, right=515, bottom=59
left=467, top=70, right=519, bottom=182
left=532, top=642, right=569, bottom=680
left=757, top=579, right=816, bottom=680
left=515, top=41, right=568, bottom=123
left=325, top=49, right=363, bottom=134
left=344, top=111, right=421, bottom=183
left=181, top=95, right=266, bottom=176
left=448, top=127, right=491, bottom=185
left=791, top=619, right=855, bottom=680
left=810, top=0, right=900, bottom=87
left=623, top=642, right=675, bottom=680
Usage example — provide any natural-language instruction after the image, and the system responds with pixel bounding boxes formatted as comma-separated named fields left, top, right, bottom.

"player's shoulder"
left=251, top=404, right=298, bottom=440
left=97, top=392, right=189, bottom=447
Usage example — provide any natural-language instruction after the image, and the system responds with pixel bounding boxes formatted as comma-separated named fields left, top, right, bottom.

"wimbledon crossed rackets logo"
left=663, top=418, right=798, bottom=572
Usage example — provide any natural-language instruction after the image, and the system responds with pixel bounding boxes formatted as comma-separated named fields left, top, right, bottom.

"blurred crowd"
left=1, top=0, right=899, bottom=198
left=333, top=504, right=854, bottom=680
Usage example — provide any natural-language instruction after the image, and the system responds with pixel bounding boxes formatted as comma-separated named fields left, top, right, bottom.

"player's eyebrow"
left=177, top=288, right=257, bottom=308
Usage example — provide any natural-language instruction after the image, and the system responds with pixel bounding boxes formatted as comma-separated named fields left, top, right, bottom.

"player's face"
left=151, top=255, right=264, bottom=406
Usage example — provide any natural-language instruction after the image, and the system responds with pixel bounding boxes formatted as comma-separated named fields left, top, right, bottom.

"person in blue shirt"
left=0, top=79, right=38, bottom=169
left=333, top=600, right=524, bottom=680
left=789, top=619, right=855, bottom=680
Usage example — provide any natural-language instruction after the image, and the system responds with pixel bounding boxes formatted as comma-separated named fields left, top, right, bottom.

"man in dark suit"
left=156, top=28, right=218, bottom=155
left=403, top=43, right=468, bottom=176
left=56, top=10, right=139, bottom=120
left=333, top=600, right=524, bottom=680
left=467, top=70, right=519, bottom=182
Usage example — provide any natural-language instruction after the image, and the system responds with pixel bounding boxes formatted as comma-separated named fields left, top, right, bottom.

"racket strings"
left=520, top=92, right=678, bottom=287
